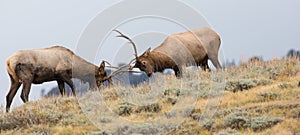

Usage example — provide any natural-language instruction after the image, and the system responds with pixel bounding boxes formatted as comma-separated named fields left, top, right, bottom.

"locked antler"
left=113, top=29, right=138, bottom=61
left=103, top=59, right=136, bottom=70
left=100, top=30, right=141, bottom=83
left=101, top=66, right=141, bottom=82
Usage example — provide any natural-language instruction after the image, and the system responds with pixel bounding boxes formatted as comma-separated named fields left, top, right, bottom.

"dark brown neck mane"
left=149, top=51, right=175, bottom=72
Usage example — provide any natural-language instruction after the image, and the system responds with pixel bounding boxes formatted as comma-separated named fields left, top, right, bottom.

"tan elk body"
left=115, top=27, right=222, bottom=76
left=5, top=46, right=108, bottom=112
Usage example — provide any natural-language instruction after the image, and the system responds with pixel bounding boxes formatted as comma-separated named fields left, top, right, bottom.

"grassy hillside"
left=1, top=58, right=299, bottom=135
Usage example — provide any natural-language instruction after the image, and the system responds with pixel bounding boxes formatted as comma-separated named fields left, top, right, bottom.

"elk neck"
left=71, top=55, right=99, bottom=81
left=149, top=51, right=174, bottom=72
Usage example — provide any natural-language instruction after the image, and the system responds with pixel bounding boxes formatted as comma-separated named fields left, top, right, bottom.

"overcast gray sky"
left=0, top=0, right=299, bottom=110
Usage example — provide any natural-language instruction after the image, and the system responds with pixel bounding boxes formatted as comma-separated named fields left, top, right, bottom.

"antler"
left=102, top=60, right=120, bottom=69
left=103, top=59, right=136, bottom=70
left=113, top=29, right=138, bottom=60
left=102, top=69, right=141, bottom=82
left=99, top=30, right=141, bottom=83
left=101, top=59, right=140, bottom=83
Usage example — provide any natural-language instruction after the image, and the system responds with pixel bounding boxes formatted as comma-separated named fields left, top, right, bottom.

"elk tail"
left=6, top=58, right=19, bottom=83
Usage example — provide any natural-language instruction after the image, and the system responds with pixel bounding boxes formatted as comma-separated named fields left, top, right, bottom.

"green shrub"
left=291, top=109, right=300, bottom=119
left=135, top=103, right=161, bottom=113
left=117, top=102, right=162, bottom=116
left=164, top=88, right=180, bottom=96
left=164, top=111, right=177, bottom=119
left=99, top=117, right=112, bottom=123
left=225, top=79, right=254, bottom=92
left=117, top=102, right=133, bottom=116
left=91, top=131, right=112, bottom=135
left=31, top=125, right=51, bottom=135
left=223, top=113, right=283, bottom=131
left=193, top=81, right=210, bottom=90
left=265, top=67, right=280, bottom=80
left=246, top=116, right=283, bottom=131
left=223, top=114, right=248, bottom=130
left=278, top=82, right=293, bottom=89
left=166, top=97, right=177, bottom=105
left=0, top=108, right=64, bottom=131
left=115, top=123, right=176, bottom=135
left=183, top=106, right=195, bottom=118
left=189, top=108, right=202, bottom=120
left=216, top=129, right=238, bottom=135
left=225, top=79, right=273, bottom=92
left=201, top=119, right=215, bottom=131
left=258, top=92, right=281, bottom=102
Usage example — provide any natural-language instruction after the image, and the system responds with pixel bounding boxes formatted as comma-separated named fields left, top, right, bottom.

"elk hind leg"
left=20, top=80, right=32, bottom=103
left=206, top=40, right=222, bottom=70
left=174, top=66, right=182, bottom=77
left=6, top=75, right=21, bottom=112
left=207, top=53, right=222, bottom=70
left=199, top=56, right=210, bottom=71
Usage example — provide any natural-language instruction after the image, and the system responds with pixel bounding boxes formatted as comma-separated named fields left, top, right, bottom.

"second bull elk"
left=114, top=27, right=222, bottom=76
left=5, top=46, right=118, bottom=112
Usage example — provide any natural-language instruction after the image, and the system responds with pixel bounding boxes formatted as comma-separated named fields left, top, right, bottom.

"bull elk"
left=5, top=46, right=113, bottom=112
left=114, top=27, right=222, bottom=76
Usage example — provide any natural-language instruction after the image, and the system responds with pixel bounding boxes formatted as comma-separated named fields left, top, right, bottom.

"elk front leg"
left=64, top=78, right=75, bottom=96
left=57, top=80, right=66, bottom=96
left=59, top=73, right=76, bottom=96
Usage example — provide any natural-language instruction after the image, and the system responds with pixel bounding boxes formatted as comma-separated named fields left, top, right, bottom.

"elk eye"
left=142, top=61, right=147, bottom=65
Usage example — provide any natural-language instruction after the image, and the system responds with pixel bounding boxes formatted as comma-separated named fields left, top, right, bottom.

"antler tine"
left=103, top=60, right=119, bottom=69
left=103, top=58, right=136, bottom=70
left=100, top=30, right=141, bottom=83
left=113, top=29, right=138, bottom=60
left=118, top=58, right=136, bottom=70
left=101, top=69, right=142, bottom=82
left=128, top=58, right=136, bottom=70
left=100, top=58, right=138, bottom=83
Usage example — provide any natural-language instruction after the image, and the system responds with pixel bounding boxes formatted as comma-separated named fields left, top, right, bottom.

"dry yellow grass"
left=0, top=58, right=299, bottom=134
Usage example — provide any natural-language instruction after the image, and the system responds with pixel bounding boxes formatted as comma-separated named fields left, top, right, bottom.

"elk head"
left=133, top=48, right=155, bottom=76
left=95, top=61, right=110, bottom=87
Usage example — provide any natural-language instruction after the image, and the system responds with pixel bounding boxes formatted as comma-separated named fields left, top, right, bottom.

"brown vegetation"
left=1, top=58, right=299, bottom=134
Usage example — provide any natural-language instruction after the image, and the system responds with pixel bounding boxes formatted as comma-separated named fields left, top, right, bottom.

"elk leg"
left=209, top=57, right=222, bottom=70
left=89, top=79, right=97, bottom=90
left=6, top=75, right=21, bottom=112
left=64, top=79, right=76, bottom=96
left=207, top=54, right=222, bottom=70
left=15, top=64, right=33, bottom=103
left=20, top=80, right=32, bottom=103
left=174, top=66, right=181, bottom=77
left=200, top=59, right=210, bottom=71
left=58, top=72, right=76, bottom=96
left=57, top=80, right=66, bottom=96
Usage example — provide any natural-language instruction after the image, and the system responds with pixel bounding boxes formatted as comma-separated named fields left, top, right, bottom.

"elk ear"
left=99, top=61, right=105, bottom=71
left=142, top=47, right=151, bottom=57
